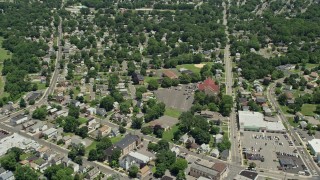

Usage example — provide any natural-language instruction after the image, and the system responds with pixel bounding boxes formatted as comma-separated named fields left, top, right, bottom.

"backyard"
left=301, top=104, right=316, bottom=116
left=162, top=124, right=179, bottom=142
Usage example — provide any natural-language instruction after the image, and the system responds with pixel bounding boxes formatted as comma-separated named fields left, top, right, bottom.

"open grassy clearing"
left=162, top=124, right=179, bottom=142
left=164, top=107, right=181, bottom=118
left=301, top=104, right=316, bottom=116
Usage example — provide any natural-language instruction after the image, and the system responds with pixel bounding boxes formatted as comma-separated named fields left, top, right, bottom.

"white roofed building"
left=308, top=139, right=320, bottom=157
left=239, top=111, right=286, bottom=133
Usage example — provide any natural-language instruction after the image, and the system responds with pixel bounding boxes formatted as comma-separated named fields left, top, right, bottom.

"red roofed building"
left=198, top=77, right=220, bottom=96
left=162, top=70, right=178, bottom=79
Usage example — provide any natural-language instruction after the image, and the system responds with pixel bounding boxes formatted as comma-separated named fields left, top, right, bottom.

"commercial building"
left=308, top=139, right=320, bottom=156
left=42, top=128, right=58, bottom=138
left=189, top=160, right=228, bottom=180
left=120, top=151, right=151, bottom=170
left=239, top=111, right=286, bottom=133
left=10, top=114, right=29, bottom=125
left=198, top=78, right=220, bottom=96
left=233, top=170, right=258, bottom=180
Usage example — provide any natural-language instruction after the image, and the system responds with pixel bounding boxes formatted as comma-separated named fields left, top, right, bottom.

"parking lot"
left=241, top=132, right=300, bottom=172
left=154, top=84, right=196, bottom=111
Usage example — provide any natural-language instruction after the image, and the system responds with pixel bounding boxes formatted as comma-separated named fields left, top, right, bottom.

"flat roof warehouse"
left=239, top=111, right=286, bottom=133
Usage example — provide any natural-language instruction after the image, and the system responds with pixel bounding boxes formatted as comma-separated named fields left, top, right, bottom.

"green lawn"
left=111, top=135, right=123, bottom=144
left=288, top=117, right=299, bottom=127
left=164, top=108, right=181, bottom=118
left=144, top=76, right=160, bottom=83
left=19, top=153, right=33, bottom=161
left=162, top=124, right=179, bottom=142
left=34, top=82, right=47, bottom=90
left=78, top=117, right=88, bottom=124
left=301, top=104, right=317, bottom=116
left=85, top=141, right=97, bottom=156
left=0, top=37, right=11, bottom=62
left=176, top=62, right=213, bottom=74
left=280, top=105, right=291, bottom=114
left=62, top=132, right=74, bottom=136
left=221, top=125, right=229, bottom=137
left=304, top=63, right=318, bottom=70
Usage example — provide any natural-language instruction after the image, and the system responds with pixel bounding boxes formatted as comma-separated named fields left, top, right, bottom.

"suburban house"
left=132, top=72, right=144, bottom=85
left=96, top=108, right=107, bottom=117
left=105, top=134, right=141, bottom=160
left=120, top=151, right=152, bottom=170
left=27, top=91, right=42, bottom=102
left=11, top=114, right=29, bottom=125
left=71, top=136, right=86, bottom=147
left=70, top=100, right=81, bottom=107
left=87, top=118, right=100, bottom=131
left=85, top=167, right=100, bottom=180
left=0, top=168, right=14, bottom=180
left=198, top=144, right=211, bottom=153
left=215, top=134, right=224, bottom=144
left=97, top=125, right=111, bottom=137
left=28, top=122, right=48, bottom=134
left=162, top=70, right=178, bottom=79
left=198, top=77, right=220, bottom=96
left=109, top=128, right=120, bottom=137
left=137, top=166, right=150, bottom=180
left=42, top=128, right=58, bottom=138
left=179, top=134, right=189, bottom=144
left=62, top=158, right=79, bottom=172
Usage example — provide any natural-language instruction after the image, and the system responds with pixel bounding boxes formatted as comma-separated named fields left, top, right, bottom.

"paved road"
left=268, top=82, right=320, bottom=177
left=222, top=0, right=242, bottom=166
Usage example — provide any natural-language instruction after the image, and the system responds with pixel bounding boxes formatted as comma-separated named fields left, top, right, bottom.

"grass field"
left=111, top=135, right=123, bottom=144
left=280, top=105, right=291, bottom=114
left=176, top=62, right=213, bottom=74
left=78, top=117, right=88, bottom=124
left=144, top=76, right=160, bottom=83
left=0, top=37, right=11, bottom=61
left=164, top=107, right=181, bottom=118
left=0, top=37, right=11, bottom=98
left=85, top=141, right=97, bottom=156
left=288, top=117, right=299, bottom=127
left=301, top=104, right=316, bottom=116
left=162, top=124, right=179, bottom=142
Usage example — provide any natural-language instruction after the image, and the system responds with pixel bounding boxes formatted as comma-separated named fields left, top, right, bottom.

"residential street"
left=223, top=0, right=242, bottom=166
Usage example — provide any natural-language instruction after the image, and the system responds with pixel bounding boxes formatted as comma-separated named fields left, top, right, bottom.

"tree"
left=131, top=117, right=143, bottom=129
left=158, top=140, right=169, bottom=151
left=74, top=156, right=83, bottom=165
left=217, top=135, right=231, bottom=152
left=110, top=149, right=121, bottom=167
left=19, top=98, right=26, bottom=108
left=0, top=154, right=16, bottom=171
left=161, top=77, right=172, bottom=87
left=315, top=105, right=320, bottom=114
left=76, top=126, right=88, bottom=138
left=100, top=95, right=115, bottom=111
left=249, top=162, right=256, bottom=170
left=32, top=106, right=47, bottom=120
left=154, top=163, right=166, bottom=178
left=176, top=170, right=186, bottom=180
left=148, top=79, right=159, bottom=90
left=68, top=105, right=80, bottom=119
left=120, top=101, right=131, bottom=114
left=63, top=116, right=79, bottom=133
left=141, top=126, right=153, bottom=135
left=15, top=165, right=39, bottom=180
left=45, top=165, right=73, bottom=180
left=119, top=126, right=126, bottom=134
left=88, top=149, right=98, bottom=161
left=278, top=93, right=287, bottom=105
left=170, top=158, right=188, bottom=175
left=128, top=165, right=139, bottom=178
